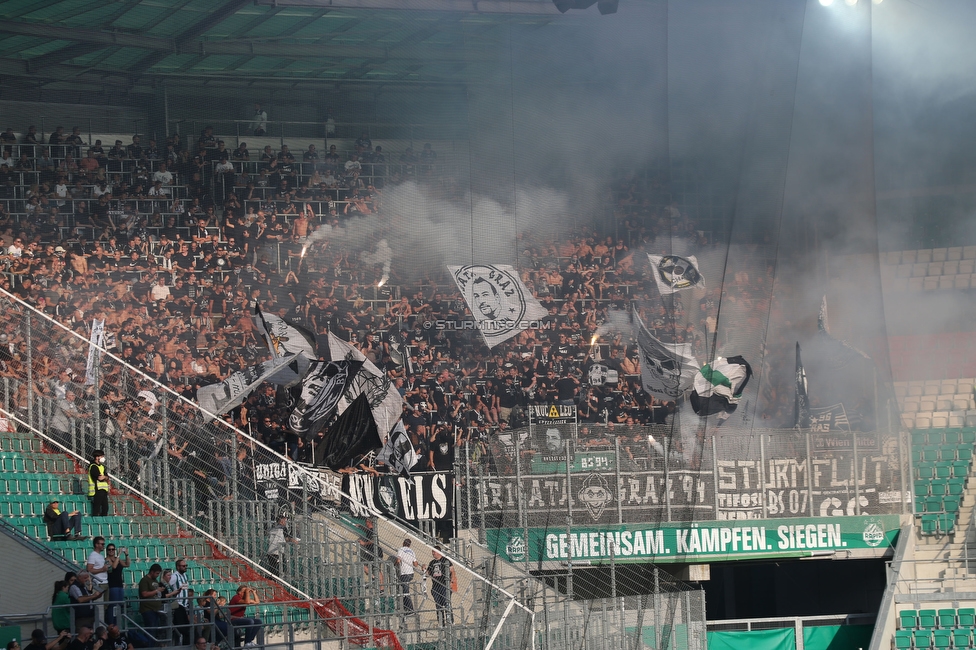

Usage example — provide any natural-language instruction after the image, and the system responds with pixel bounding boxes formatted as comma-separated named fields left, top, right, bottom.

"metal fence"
left=460, top=424, right=910, bottom=533
left=0, top=289, right=718, bottom=649
left=0, top=289, right=536, bottom=649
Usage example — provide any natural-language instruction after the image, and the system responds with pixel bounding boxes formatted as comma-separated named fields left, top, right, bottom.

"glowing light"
left=590, top=334, right=599, bottom=346
left=819, top=0, right=833, bottom=5
left=300, top=245, right=309, bottom=259
left=844, top=0, right=857, bottom=5
left=377, top=275, right=388, bottom=288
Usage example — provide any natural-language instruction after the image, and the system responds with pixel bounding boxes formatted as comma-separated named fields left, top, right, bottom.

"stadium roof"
left=0, top=0, right=608, bottom=90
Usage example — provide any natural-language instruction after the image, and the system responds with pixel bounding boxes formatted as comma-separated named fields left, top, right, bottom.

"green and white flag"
left=689, top=355, right=752, bottom=416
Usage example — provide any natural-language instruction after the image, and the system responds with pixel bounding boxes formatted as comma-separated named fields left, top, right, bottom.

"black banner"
left=254, top=460, right=342, bottom=504
left=343, top=472, right=454, bottom=522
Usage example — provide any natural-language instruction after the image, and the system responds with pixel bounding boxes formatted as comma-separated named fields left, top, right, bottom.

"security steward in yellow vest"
left=88, top=449, right=110, bottom=516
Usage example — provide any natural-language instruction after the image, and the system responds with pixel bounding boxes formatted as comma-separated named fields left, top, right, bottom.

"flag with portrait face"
left=449, top=264, right=548, bottom=348
left=288, top=359, right=363, bottom=441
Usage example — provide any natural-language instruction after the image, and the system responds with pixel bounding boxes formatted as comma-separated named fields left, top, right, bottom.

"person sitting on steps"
left=44, top=499, right=85, bottom=540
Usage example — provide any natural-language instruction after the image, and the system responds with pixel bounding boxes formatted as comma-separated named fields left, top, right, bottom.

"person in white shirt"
left=150, top=277, right=170, bottom=302
left=148, top=181, right=168, bottom=198
left=251, top=104, right=268, bottom=136
left=395, top=538, right=423, bottom=614
left=152, top=163, right=174, bottom=187
left=169, top=559, right=191, bottom=645
left=86, top=536, right=109, bottom=626
left=54, top=181, right=68, bottom=207
left=6, top=237, right=23, bottom=258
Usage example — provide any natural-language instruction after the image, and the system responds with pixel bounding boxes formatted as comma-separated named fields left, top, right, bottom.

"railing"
left=0, top=287, right=535, bottom=649
left=458, top=425, right=911, bottom=537
left=168, top=119, right=467, bottom=145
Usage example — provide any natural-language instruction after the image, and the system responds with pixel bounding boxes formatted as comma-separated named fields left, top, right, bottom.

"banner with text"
left=343, top=472, right=454, bottom=522
left=486, top=514, right=900, bottom=565
left=473, top=443, right=905, bottom=526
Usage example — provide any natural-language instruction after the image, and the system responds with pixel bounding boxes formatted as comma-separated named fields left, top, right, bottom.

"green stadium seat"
left=931, top=480, right=948, bottom=496
left=962, top=429, right=976, bottom=443
left=913, top=628, right=932, bottom=648
left=917, top=464, right=935, bottom=480
left=947, top=478, right=965, bottom=495
left=925, top=496, right=943, bottom=512
left=951, top=629, right=971, bottom=648
left=916, top=483, right=930, bottom=498
left=936, top=609, right=955, bottom=628
left=923, top=447, right=940, bottom=462
left=932, top=629, right=950, bottom=648
left=935, top=462, right=953, bottom=479
left=913, top=431, right=928, bottom=446
left=951, top=460, right=969, bottom=478
left=937, top=514, right=955, bottom=533
left=958, top=608, right=975, bottom=626
left=944, top=430, right=962, bottom=445
left=942, top=496, right=960, bottom=512
left=958, top=447, right=973, bottom=461
left=899, top=610, right=917, bottom=629
left=894, top=630, right=912, bottom=649
left=918, top=609, right=936, bottom=630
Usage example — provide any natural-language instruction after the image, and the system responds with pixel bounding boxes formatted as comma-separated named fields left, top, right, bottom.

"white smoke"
left=361, top=238, right=392, bottom=286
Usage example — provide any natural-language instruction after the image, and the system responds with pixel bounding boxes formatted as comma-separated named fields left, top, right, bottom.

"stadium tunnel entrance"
left=532, top=556, right=887, bottom=620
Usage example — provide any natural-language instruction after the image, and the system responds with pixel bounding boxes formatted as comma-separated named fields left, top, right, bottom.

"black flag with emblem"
left=315, top=392, right=382, bottom=471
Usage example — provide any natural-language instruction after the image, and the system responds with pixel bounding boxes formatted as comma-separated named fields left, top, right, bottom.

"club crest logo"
left=506, top=535, right=527, bottom=562
left=862, top=518, right=885, bottom=547
left=578, top=473, right=613, bottom=520
left=378, top=479, right=398, bottom=513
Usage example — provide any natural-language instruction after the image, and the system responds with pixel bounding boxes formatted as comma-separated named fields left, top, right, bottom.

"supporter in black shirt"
left=66, top=627, right=100, bottom=650
left=25, top=629, right=69, bottom=650
left=428, top=425, right=457, bottom=471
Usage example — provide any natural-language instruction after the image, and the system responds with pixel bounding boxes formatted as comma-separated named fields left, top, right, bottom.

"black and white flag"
left=255, top=305, right=318, bottom=360
left=326, top=332, right=403, bottom=438
left=449, top=264, right=548, bottom=348
left=376, top=420, right=419, bottom=477
left=634, top=307, right=699, bottom=401
left=85, top=318, right=105, bottom=386
left=795, top=342, right=811, bottom=429
left=646, top=254, right=705, bottom=295
left=197, top=354, right=305, bottom=420
left=288, top=360, right=362, bottom=440
left=809, top=403, right=852, bottom=433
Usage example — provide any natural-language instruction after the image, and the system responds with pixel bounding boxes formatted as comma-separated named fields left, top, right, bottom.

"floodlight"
left=819, top=0, right=834, bottom=5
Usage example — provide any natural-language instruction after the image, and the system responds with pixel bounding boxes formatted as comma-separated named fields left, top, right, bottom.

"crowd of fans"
left=45, top=553, right=264, bottom=649
left=0, top=124, right=798, bottom=487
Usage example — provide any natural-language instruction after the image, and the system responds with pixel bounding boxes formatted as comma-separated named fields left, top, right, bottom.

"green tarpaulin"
left=706, top=628, right=795, bottom=650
